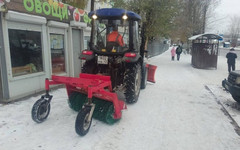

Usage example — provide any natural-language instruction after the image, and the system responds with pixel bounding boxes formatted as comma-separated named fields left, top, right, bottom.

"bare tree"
left=170, top=0, right=220, bottom=44
left=204, top=0, right=222, bottom=32
left=228, top=16, right=240, bottom=47
left=113, top=0, right=179, bottom=49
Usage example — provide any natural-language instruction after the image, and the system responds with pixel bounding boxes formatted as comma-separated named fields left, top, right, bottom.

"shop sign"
left=4, top=0, right=91, bottom=24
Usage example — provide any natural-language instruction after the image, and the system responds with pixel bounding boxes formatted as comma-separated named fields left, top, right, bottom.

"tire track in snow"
left=205, top=85, right=240, bottom=136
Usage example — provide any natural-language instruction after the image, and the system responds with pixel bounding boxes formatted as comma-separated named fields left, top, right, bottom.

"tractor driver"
left=107, top=25, right=124, bottom=47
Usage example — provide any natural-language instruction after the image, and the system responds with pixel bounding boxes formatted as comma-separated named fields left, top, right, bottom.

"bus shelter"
left=189, top=34, right=222, bottom=69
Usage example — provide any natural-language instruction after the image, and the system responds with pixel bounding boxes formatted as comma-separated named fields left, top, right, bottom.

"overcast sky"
left=207, top=0, right=240, bottom=34
left=215, top=0, right=240, bottom=16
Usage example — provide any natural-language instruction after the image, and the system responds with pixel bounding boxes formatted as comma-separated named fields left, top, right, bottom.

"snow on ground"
left=1, top=48, right=240, bottom=150
left=207, top=84, right=240, bottom=128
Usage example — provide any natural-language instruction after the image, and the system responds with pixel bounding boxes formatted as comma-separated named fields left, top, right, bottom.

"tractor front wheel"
left=31, top=98, right=51, bottom=123
left=75, top=107, right=92, bottom=136
left=124, top=63, right=142, bottom=104
left=141, top=63, right=148, bottom=89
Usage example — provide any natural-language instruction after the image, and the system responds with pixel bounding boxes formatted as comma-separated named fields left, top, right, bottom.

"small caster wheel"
left=31, top=98, right=51, bottom=123
left=75, top=107, right=92, bottom=136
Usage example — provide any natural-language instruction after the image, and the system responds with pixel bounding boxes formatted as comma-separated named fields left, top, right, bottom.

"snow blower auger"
left=31, top=73, right=126, bottom=136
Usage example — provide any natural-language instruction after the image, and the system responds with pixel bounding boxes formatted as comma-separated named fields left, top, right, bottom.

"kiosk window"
left=50, top=34, right=65, bottom=74
left=8, top=29, right=43, bottom=77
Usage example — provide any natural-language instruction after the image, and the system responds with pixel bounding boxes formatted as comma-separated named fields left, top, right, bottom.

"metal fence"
left=147, top=40, right=169, bottom=58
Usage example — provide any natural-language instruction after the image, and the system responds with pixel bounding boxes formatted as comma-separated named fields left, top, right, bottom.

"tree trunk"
left=202, top=5, right=207, bottom=33
left=91, top=0, right=94, bottom=11
left=145, top=37, right=149, bottom=51
left=89, top=0, right=95, bottom=49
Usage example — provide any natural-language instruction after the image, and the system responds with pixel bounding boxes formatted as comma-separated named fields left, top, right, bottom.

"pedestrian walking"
left=226, top=48, right=237, bottom=73
left=171, top=46, right=176, bottom=61
left=176, top=45, right=182, bottom=61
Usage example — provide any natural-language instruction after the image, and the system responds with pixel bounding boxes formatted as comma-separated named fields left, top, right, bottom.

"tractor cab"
left=88, top=8, right=141, bottom=55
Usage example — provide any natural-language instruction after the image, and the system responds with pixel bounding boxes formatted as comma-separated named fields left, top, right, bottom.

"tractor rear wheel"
left=124, top=63, right=142, bottom=103
left=81, top=60, right=96, bottom=74
left=75, top=107, right=92, bottom=136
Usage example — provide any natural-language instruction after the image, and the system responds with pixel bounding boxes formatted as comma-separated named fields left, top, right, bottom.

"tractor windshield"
left=92, top=19, right=129, bottom=53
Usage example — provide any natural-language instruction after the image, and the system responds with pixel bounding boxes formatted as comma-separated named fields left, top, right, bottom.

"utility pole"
left=202, top=5, right=207, bottom=34
left=89, top=0, right=95, bottom=49
left=91, top=0, right=94, bottom=11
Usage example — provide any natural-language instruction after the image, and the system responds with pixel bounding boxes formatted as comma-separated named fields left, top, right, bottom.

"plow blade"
left=146, top=64, right=157, bottom=83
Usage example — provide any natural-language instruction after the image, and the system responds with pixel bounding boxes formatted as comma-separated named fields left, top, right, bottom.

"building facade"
left=0, top=0, right=94, bottom=102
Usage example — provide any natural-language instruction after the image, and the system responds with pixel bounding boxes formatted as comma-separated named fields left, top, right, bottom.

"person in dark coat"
left=176, top=45, right=182, bottom=61
left=226, top=48, right=237, bottom=73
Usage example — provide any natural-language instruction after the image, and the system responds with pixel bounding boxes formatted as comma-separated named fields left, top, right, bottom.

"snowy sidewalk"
left=1, top=49, right=240, bottom=150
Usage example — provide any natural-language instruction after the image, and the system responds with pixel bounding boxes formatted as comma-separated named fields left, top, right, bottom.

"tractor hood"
left=88, top=8, right=141, bottom=21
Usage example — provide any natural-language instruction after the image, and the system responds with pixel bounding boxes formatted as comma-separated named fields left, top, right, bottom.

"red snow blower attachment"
left=31, top=73, right=126, bottom=136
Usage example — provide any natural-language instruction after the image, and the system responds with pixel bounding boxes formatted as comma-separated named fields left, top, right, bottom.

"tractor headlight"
left=236, top=77, right=240, bottom=84
left=122, top=14, right=128, bottom=20
left=92, top=14, right=98, bottom=20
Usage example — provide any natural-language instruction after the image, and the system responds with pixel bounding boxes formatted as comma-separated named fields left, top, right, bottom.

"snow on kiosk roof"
left=88, top=8, right=141, bottom=21
left=189, top=33, right=222, bottom=41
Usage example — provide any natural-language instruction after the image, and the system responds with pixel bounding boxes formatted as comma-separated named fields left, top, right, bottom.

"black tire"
left=141, top=63, right=148, bottom=89
left=232, top=95, right=240, bottom=103
left=75, top=107, right=92, bottom=136
left=81, top=60, right=96, bottom=74
left=124, top=63, right=142, bottom=103
left=31, top=98, right=51, bottom=123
